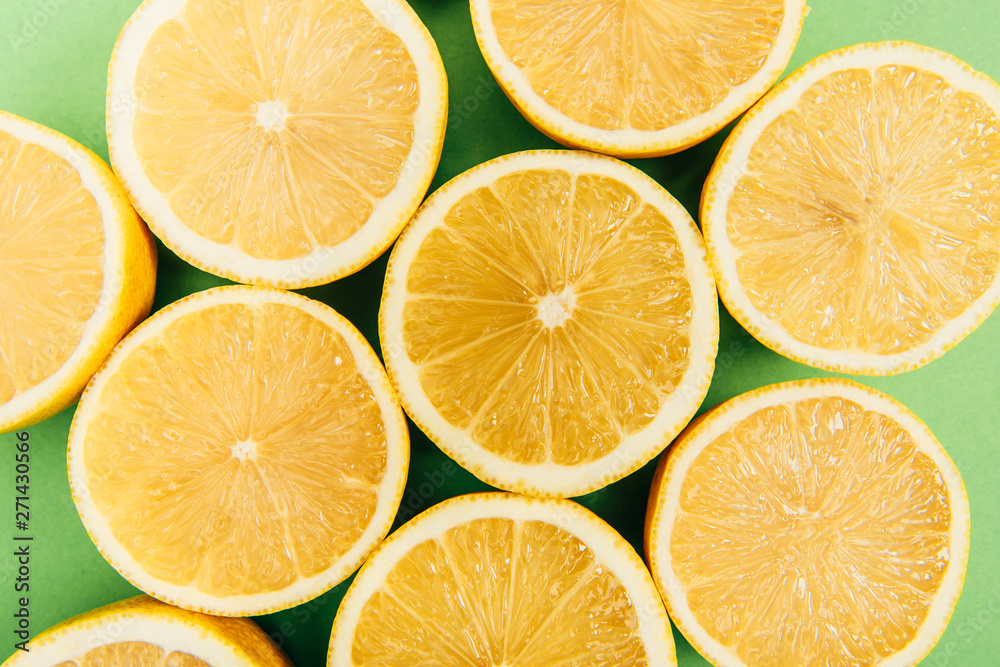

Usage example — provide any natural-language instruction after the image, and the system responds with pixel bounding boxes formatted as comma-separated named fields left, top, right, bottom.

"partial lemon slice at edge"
left=0, top=110, right=156, bottom=432
left=329, top=492, right=676, bottom=666
left=1, top=595, right=289, bottom=666
left=470, top=0, right=807, bottom=157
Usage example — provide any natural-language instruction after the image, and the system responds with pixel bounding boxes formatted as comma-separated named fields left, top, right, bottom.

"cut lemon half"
left=329, top=492, right=675, bottom=666
left=380, top=150, right=718, bottom=497
left=68, top=286, right=409, bottom=616
left=470, top=0, right=806, bottom=157
left=645, top=378, right=970, bottom=666
left=703, top=42, right=1000, bottom=375
left=0, top=111, right=156, bottom=433
left=1, top=595, right=289, bottom=666
left=107, top=0, right=448, bottom=288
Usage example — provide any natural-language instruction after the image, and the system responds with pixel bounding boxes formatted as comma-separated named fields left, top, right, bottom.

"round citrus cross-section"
left=107, top=0, right=448, bottom=288
left=380, top=150, right=718, bottom=497
left=703, top=42, right=1000, bottom=374
left=645, top=378, right=970, bottom=666
left=68, top=286, right=409, bottom=616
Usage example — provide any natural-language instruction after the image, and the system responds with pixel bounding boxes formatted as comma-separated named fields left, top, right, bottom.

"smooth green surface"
left=1, top=1, right=998, bottom=664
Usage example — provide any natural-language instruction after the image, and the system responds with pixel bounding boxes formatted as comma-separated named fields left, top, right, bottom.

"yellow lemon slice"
left=645, top=378, right=969, bottom=666
left=68, top=286, right=409, bottom=616
left=471, top=0, right=806, bottom=157
left=107, top=0, right=448, bottom=288
left=380, top=150, right=718, bottom=497
left=328, top=492, right=676, bottom=666
left=703, top=42, right=1000, bottom=374
left=0, top=111, right=155, bottom=432
left=1, top=595, right=289, bottom=666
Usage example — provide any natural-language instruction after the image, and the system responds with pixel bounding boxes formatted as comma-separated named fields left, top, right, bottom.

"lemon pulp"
left=82, top=302, right=387, bottom=596
left=53, top=643, right=208, bottom=667
left=402, top=169, right=693, bottom=465
left=671, top=396, right=952, bottom=664
left=351, top=518, right=648, bottom=665
left=0, top=129, right=103, bottom=404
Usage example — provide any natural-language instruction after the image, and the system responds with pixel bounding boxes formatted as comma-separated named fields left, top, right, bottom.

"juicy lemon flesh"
left=351, top=518, right=649, bottom=665
left=0, top=130, right=104, bottom=404
left=488, top=0, right=785, bottom=131
left=83, top=302, right=387, bottom=597
left=130, top=0, right=418, bottom=260
left=728, top=64, right=1000, bottom=355
left=402, top=169, right=692, bottom=466
left=671, top=397, right=952, bottom=665
left=53, top=642, right=208, bottom=667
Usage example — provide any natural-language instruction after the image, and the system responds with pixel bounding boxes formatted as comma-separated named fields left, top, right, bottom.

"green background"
left=1, top=0, right=999, bottom=664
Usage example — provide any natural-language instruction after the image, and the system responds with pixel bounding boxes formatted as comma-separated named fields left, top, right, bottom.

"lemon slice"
left=329, top=492, right=675, bottom=666
left=470, top=0, right=806, bottom=157
left=107, top=0, right=448, bottom=288
left=1, top=595, right=288, bottom=666
left=703, top=42, right=1000, bottom=374
left=645, top=378, right=969, bottom=666
left=380, top=150, right=718, bottom=497
left=0, top=111, right=156, bottom=433
left=68, top=286, right=409, bottom=616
